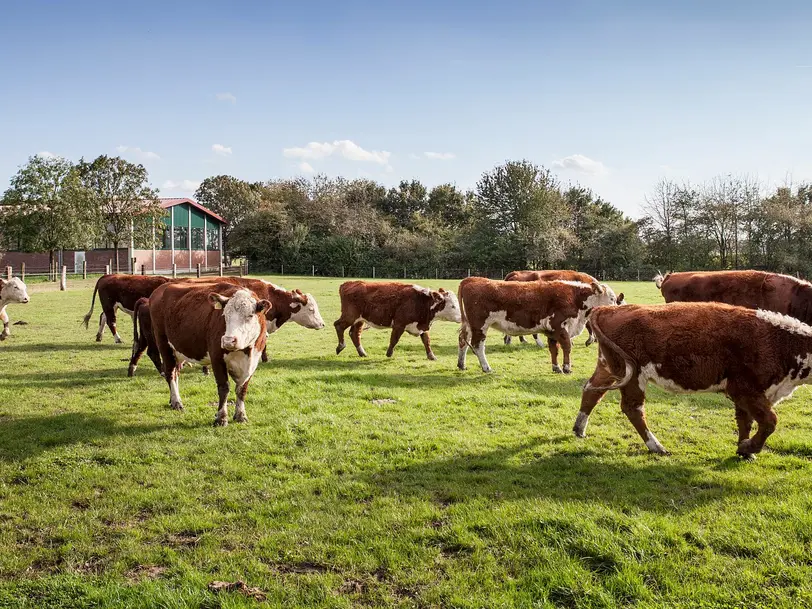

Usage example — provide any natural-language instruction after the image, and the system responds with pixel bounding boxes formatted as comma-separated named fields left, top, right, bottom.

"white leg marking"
left=97, top=313, right=106, bottom=339
left=169, top=374, right=183, bottom=410
left=644, top=430, right=668, bottom=454
left=473, top=342, right=491, bottom=373
left=534, top=336, right=545, bottom=348
left=573, top=411, right=589, bottom=437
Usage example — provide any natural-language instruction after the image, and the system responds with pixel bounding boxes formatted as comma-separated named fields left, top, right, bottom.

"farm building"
left=0, top=198, right=226, bottom=275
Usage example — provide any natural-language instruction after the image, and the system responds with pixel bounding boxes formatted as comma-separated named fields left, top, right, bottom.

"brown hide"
left=577, top=302, right=812, bottom=458
left=658, top=270, right=812, bottom=324
left=505, top=269, right=597, bottom=283
left=83, top=274, right=171, bottom=342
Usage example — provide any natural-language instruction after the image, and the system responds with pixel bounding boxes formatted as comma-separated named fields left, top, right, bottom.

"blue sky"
left=2, top=0, right=811, bottom=218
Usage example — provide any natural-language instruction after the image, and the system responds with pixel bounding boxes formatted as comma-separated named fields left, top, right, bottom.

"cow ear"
left=209, top=293, right=230, bottom=309
left=617, top=292, right=625, bottom=304
left=256, top=299, right=272, bottom=315
left=590, top=281, right=603, bottom=294
left=438, top=287, right=447, bottom=294
left=431, top=291, right=444, bottom=304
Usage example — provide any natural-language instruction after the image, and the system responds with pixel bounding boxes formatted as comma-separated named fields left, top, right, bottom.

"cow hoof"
left=457, top=363, right=466, bottom=371
left=0, top=334, right=7, bottom=342
left=336, top=343, right=345, bottom=355
left=169, top=401, right=184, bottom=411
left=386, top=351, right=394, bottom=358
left=201, top=366, right=210, bottom=376
left=114, top=337, right=123, bottom=344
left=585, top=338, right=595, bottom=347
left=427, top=353, right=437, bottom=361
left=482, top=367, right=493, bottom=374
left=357, top=350, right=367, bottom=358
left=127, top=366, right=136, bottom=377
left=214, top=417, right=228, bottom=427
left=233, top=413, right=248, bottom=423
left=563, top=365, right=572, bottom=375
left=503, top=336, right=511, bottom=345
left=737, top=451, right=757, bottom=462
left=736, top=440, right=758, bottom=460
left=95, top=335, right=103, bottom=342
left=552, top=365, right=563, bottom=374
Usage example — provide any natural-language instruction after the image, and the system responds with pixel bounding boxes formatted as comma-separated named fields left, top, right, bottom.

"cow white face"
left=0, top=278, right=29, bottom=305
left=290, top=291, right=325, bottom=330
left=433, top=288, right=462, bottom=323
left=209, top=289, right=272, bottom=352
left=585, top=282, right=619, bottom=310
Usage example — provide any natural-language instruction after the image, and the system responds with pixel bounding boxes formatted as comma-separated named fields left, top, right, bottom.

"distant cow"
left=334, top=280, right=461, bottom=360
left=503, top=270, right=624, bottom=347
left=575, top=302, right=812, bottom=459
left=128, top=277, right=325, bottom=376
left=655, top=270, right=812, bottom=324
left=457, top=277, right=619, bottom=374
left=82, top=274, right=170, bottom=342
left=0, top=277, right=30, bottom=341
left=148, top=281, right=271, bottom=425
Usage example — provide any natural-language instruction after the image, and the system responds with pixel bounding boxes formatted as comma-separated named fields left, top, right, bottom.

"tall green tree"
left=78, top=155, right=162, bottom=272
left=194, top=175, right=261, bottom=262
left=0, top=154, right=95, bottom=270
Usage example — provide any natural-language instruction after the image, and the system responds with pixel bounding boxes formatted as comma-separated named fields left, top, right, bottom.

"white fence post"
left=172, top=263, right=177, bottom=278
left=60, top=266, right=67, bottom=291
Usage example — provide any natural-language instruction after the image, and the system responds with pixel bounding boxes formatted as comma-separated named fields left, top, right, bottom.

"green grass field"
left=1, top=276, right=812, bottom=608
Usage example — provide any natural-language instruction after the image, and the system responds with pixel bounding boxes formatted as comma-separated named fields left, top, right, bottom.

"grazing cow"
left=654, top=270, right=812, bottom=324
left=457, top=277, right=619, bottom=374
left=334, top=280, right=461, bottom=360
left=574, top=302, right=812, bottom=459
left=128, top=277, right=324, bottom=376
left=82, top=274, right=170, bottom=342
left=503, top=270, right=624, bottom=347
left=0, top=277, right=30, bottom=341
left=148, top=281, right=271, bottom=425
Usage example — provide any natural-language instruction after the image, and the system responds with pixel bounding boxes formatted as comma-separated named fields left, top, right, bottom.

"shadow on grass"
left=0, top=367, right=134, bottom=388
left=362, top=439, right=758, bottom=514
left=0, top=341, right=128, bottom=353
left=0, top=412, right=178, bottom=462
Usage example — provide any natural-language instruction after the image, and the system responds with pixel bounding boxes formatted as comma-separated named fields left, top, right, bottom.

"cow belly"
left=484, top=311, right=552, bottom=336
left=169, top=341, right=211, bottom=367
left=225, top=348, right=262, bottom=384
left=405, top=322, right=424, bottom=336
left=561, top=312, right=588, bottom=338
left=114, top=302, right=134, bottom=316
left=638, top=363, right=727, bottom=394
left=361, top=317, right=391, bottom=330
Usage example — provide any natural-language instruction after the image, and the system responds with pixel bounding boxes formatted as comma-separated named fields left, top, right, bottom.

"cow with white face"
left=148, top=281, right=271, bottom=426
left=0, top=277, right=30, bottom=341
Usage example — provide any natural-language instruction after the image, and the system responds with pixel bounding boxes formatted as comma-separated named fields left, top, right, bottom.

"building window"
left=174, top=226, right=188, bottom=249
left=191, top=227, right=204, bottom=250
left=161, top=228, right=172, bottom=250
left=207, top=227, right=220, bottom=251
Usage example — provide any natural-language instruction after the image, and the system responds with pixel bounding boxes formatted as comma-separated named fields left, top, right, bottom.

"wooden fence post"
left=21, top=263, right=25, bottom=282
left=109, top=259, right=113, bottom=274
left=281, top=264, right=284, bottom=275
left=131, top=257, right=137, bottom=274
left=82, top=260, right=86, bottom=279
left=141, top=264, right=146, bottom=276
left=60, top=266, right=67, bottom=291
left=238, top=264, right=243, bottom=278
left=219, top=261, right=224, bottom=276
left=403, top=267, right=406, bottom=279
left=196, top=263, right=201, bottom=278
left=244, top=259, right=249, bottom=275
left=372, top=266, right=376, bottom=279
left=467, top=268, right=471, bottom=277
left=172, top=263, right=177, bottom=278
left=5, top=266, right=11, bottom=280
left=105, top=264, right=110, bottom=275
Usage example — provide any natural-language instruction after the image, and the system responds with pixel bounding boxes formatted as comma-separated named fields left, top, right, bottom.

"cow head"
left=617, top=292, right=626, bottom=305
left=0, top=277, right=29, bottom=305
left=209, top=288, right=272, bottom=352
left=431, top=287, right=462, bottom=323
left=587, top=282, right=619, bottom=308
left=289, top=289, right=325, bottom=330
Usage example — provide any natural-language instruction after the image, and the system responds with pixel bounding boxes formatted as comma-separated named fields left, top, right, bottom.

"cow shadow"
left=360, top=438, right=757, bottom=514
left=0, top=342, right=127, bottom=353
left=0, top=412, right=178, bottom=462
left=0, top=367, right=133, bottom=388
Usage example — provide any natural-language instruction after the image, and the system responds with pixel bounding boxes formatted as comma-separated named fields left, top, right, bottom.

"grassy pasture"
left=0, top=276, right=812, bottom=608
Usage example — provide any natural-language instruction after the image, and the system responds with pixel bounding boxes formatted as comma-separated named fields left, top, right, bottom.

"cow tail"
left=584, top=309, right=636, bottom=393
left=457, top=282, right=471, bottom=347
left=132, top=298, right=144, bottom=346
left=81, top=281, right=99, bottom=328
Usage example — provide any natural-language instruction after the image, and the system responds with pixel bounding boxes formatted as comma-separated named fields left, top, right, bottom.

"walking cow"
left=0, top=277, right=30, bottom=341
left=82, top=274, right=170, bottom=343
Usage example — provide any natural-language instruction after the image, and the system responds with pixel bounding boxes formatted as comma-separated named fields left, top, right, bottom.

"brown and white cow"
left=128, top=277, right=324, bottom=376
left=503, top=270, right=624, bottom=347
left=148, top=281, right=271, bottom=425
left=334, top=280, right=461, bottom=360
left=0, top=277, right=30, bottom=341
left=457, top=277, right=619, bottom=374
left=575, top=302, right=812, bottom=459
left=654, top=270, right=812, bottom=324
left=82, top=274, right=170, bottom=343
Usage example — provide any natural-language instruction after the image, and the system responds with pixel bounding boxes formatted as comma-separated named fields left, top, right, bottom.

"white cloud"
left=37, top=151, right=57, bottom=159
left=116, top=145, right=160, bottom=161
left=212, top=144, right=232, bottom=156
left=424, top=152, right=455, bottom=160
left=385, top=164, right=394, bottom=173
left=299, top=162, right=315, bottom=174
left=552, top=154, right=608, bottom=176
left=283, top=139, right=391, bottom=165
left=216, top=92, right=237, bottom=104
left=408, top=153, right=420, bottom=160
left=162, top=179, right=200, bottom=193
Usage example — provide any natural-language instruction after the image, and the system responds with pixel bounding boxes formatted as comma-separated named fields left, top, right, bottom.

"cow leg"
left=467, top=326, right=491, bottom=373
left=350, top=321, right=367, bottom=357
left=386, top=325, right=406, bottom=358
left=261, top=345, right=268, bottom=363
left=103, top=305, right=122, bottom=343
left=233, top=377, right=252, bottom=423
left=128, top=336, right=147, bottom=377
left=731, top=393, right=777, bottom=459
left=334, top=318, right=351, bottom=355
left=573, top=364, right=617, bottom=438
left=201, top=366, right=210, bottom=376
left=533, top=334, right=544, bottom=348
left=520, top=335, right=528, bottom=344
left=734, top=405, right=754, bottom=444
left=96, top=312, right=106, bottom=341
left=585, top=320, right=596, bottom=347
left=157, top=339, right=183, bottom=410
left=0, top=306, right=9, bottom=340
left=503, top=335, right=511, bottom=345
left=458, top=323, right=470, bottom=370
left=212, top=359, right=231, bottom=426
left=420, top=332, right=436, bottom=361
left=619, top=382, right=669, bottom=455
left=146, top=344, right=163, bottom=376
left=559, top=333, right=573, bottom=374
left=548, top=338, right=562, bottom=373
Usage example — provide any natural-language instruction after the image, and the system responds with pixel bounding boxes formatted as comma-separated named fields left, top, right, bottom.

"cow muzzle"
left=21, top=298, right=29, bottom=304
left=221, top=336, right=240, bottom=351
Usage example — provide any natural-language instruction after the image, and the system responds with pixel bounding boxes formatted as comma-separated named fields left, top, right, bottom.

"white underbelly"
left=639, top=363, right=727, bottom=394
left=361, top=317, right=390, bottom=330
left=224, top=347, right=262, bottom=384
left=485, top=311, right=552, bottom=336
left=168, top=341, right=211, bottom=367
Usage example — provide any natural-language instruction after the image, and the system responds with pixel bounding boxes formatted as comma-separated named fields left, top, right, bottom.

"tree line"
left=2, top=153, right=810, bottom=278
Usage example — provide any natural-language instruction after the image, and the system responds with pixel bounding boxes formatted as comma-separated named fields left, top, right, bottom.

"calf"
left=82, top=274, right=170, bottom=343
left=334, top=280, right=461, bottom=360
left=0, top=277, right=30, bottom=341
left=127, top=277, right=324, bottom=376
left=149, top=281, right=271, bottom=425
left=574, top=302, right=812, bottom=459
left=655, top=270, right=812, bottom=324
left=503, top=270, right=624, bottom=347
left=457, top=277, right=618, bottom=374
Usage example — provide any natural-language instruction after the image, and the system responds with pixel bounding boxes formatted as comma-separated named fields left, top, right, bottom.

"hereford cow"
left=654, top=270, right=812, bottom=324
left=82, top=274, right=170, bottom=343
left=574, top=302, right=812, bottom=459
left=148, top=281, right=271, bottom=425
left=334, top=280, right=461, bottom=360
left=128, top=277, right=324, bottom=376
left=0, top=277, right=30, bottom=341
left=503, top=270, right=624, bottom=347
left=457, top=277, right=619, bottom=374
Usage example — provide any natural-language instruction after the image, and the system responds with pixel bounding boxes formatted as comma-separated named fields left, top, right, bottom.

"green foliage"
left=194, top=175, right=262, bottom=259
